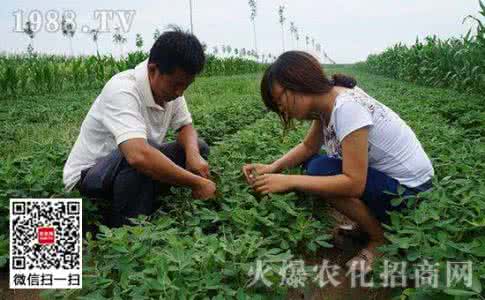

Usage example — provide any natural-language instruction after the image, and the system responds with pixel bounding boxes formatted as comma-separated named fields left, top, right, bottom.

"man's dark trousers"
left=77, top=139, right=209, bottom=228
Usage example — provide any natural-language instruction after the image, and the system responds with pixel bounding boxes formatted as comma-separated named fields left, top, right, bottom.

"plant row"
left=359, top=0, right=485, bottom=94
left=45, top=115, right=334, bottom=299
left=0, top=51, right=266, bottom=98
left=0, top=74, right=269, bottom=269
left=344, top=67, right=485, bottom=299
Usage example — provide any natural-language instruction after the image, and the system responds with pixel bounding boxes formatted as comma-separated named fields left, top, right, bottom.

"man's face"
left=148, top=64, right=195, bottom=105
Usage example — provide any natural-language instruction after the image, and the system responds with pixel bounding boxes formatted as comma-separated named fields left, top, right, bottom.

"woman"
left=242, top=51, right=434, bottom=273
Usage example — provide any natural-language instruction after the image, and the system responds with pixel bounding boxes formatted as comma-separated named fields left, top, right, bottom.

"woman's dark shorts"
left=302, top=154, right=433, bottom=224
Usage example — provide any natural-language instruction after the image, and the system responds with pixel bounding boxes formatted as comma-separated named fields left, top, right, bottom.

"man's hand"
left=177, top=124, right=210, bottom=178
left=251, top=174, right=293, bottom=195
left=192, top=177, right=217, bottom=199
left=186, top=154, right=210, bottom=178
left=242, top=163, right=277, bottom=185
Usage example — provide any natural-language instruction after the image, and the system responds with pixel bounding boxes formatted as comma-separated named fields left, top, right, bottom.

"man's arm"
left=99, top=86, right=214, bottom=199
left=177, top=123, right=200, bottom=158
left=176, top=124, right=210, bottom=178
left=119, top=138, right=214, bottom=198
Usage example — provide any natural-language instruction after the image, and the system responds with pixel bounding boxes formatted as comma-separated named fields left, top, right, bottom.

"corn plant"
left=0, top=52, right=267, bottom=99
left=361, top=0, right=485, bottom=94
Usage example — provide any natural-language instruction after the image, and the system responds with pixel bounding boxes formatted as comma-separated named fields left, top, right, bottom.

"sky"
left=0, top=0, right=481, bottom=63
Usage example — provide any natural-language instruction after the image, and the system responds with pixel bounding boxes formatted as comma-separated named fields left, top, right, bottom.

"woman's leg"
left=325, top=197, right=385, bottom=250
left=303, top=154, right=400, bottom=243
left=302, top=154, right=402, bottom=271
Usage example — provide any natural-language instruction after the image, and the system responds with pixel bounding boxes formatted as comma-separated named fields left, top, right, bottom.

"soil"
left=0, top=272, right=41, bottom=300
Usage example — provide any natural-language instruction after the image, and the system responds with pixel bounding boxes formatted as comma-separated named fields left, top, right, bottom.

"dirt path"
left=0, top=272, right=41, bottom=300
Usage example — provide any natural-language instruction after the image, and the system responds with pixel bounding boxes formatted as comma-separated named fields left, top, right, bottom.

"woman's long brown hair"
left=261, top=51, right=357, bottom=131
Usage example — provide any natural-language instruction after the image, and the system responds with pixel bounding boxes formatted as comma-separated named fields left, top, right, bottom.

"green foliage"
left=1, top=64, right=484, bottom=299
left=41, top=117, right=331, bottom=299
left=1, top=71, right=332, bottom=298
left=344, top=67, right=485, bottom=300
left=360, top=0, right=485, bottom=94
left=0, top=74, right=276, bottom=273
left=0, top=52, right=266, bottom=98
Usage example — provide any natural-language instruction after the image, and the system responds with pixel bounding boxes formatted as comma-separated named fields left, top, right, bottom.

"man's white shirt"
left=63, top=59, right=192, bottom=191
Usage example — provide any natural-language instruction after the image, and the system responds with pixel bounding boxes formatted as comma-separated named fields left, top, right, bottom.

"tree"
left=61, top=15, right=76, bottom=56
left=88, top=28, right=100, bottom=56
left=248, top=0, right=258, bottom=54
left=278, top=5, right=286, bottom=52
left=153, top=29, right=161, bottom=41
left=213, top=45, right=218, bottom=55
left=135, top=33, right=144, bottom=50
left=113, top=27, right=127, bottom=57
left=321, top=48, right=336, bottom=64
left=305, top=35, right=310, bottom=50
left=189, top=0, right=194, bottom=34
left=295, top=27, right=300, bottom=49
left=23, top=21, right=35, bottom=55
left=315, top=43, right=321, bottom=60
left=289, top=21, right=297, bottom=49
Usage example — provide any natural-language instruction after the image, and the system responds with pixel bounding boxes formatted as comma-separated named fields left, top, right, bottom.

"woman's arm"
left=252, top=127, right=369, bottom=198
left=291, top=127, right=369, bottom=198
left=271, top=120, right=325, bottom=172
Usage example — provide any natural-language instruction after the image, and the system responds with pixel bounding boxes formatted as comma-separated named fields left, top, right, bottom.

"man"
left=63, top=27, right=216, bottom=227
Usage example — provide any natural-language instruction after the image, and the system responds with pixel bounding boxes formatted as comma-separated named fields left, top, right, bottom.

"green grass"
left=1, top=66, right=484, bottom=299
left=0, top=73, right=264, bottom=158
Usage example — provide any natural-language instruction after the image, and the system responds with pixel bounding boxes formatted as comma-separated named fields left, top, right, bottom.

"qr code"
left=10, top=199, right=82, bottom=289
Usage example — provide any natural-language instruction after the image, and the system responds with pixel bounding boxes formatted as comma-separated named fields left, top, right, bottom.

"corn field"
left=361, top=0, right=485, bottom=94
left=0, top=51, right=265, bottom=97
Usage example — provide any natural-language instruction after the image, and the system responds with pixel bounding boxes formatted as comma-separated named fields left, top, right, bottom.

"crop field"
left=0, top=59, right=484, bottom=299
left=360, top=1, right=485, bottom=95
left=0, top=52, right=265, bottom=97
left=1, top=0, right=485, bottom=299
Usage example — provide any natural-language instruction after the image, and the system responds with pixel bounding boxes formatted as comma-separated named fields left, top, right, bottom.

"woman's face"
left=271, top=82, right=314, bottom=121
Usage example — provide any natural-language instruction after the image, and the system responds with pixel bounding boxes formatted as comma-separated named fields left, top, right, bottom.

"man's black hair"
left=149, top=25, right=205, bottom=75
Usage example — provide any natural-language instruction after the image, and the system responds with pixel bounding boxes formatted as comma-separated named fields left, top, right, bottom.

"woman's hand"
left=252, top=174, right=293, bottom=194
left=242, top=163, right=277, bottom=184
